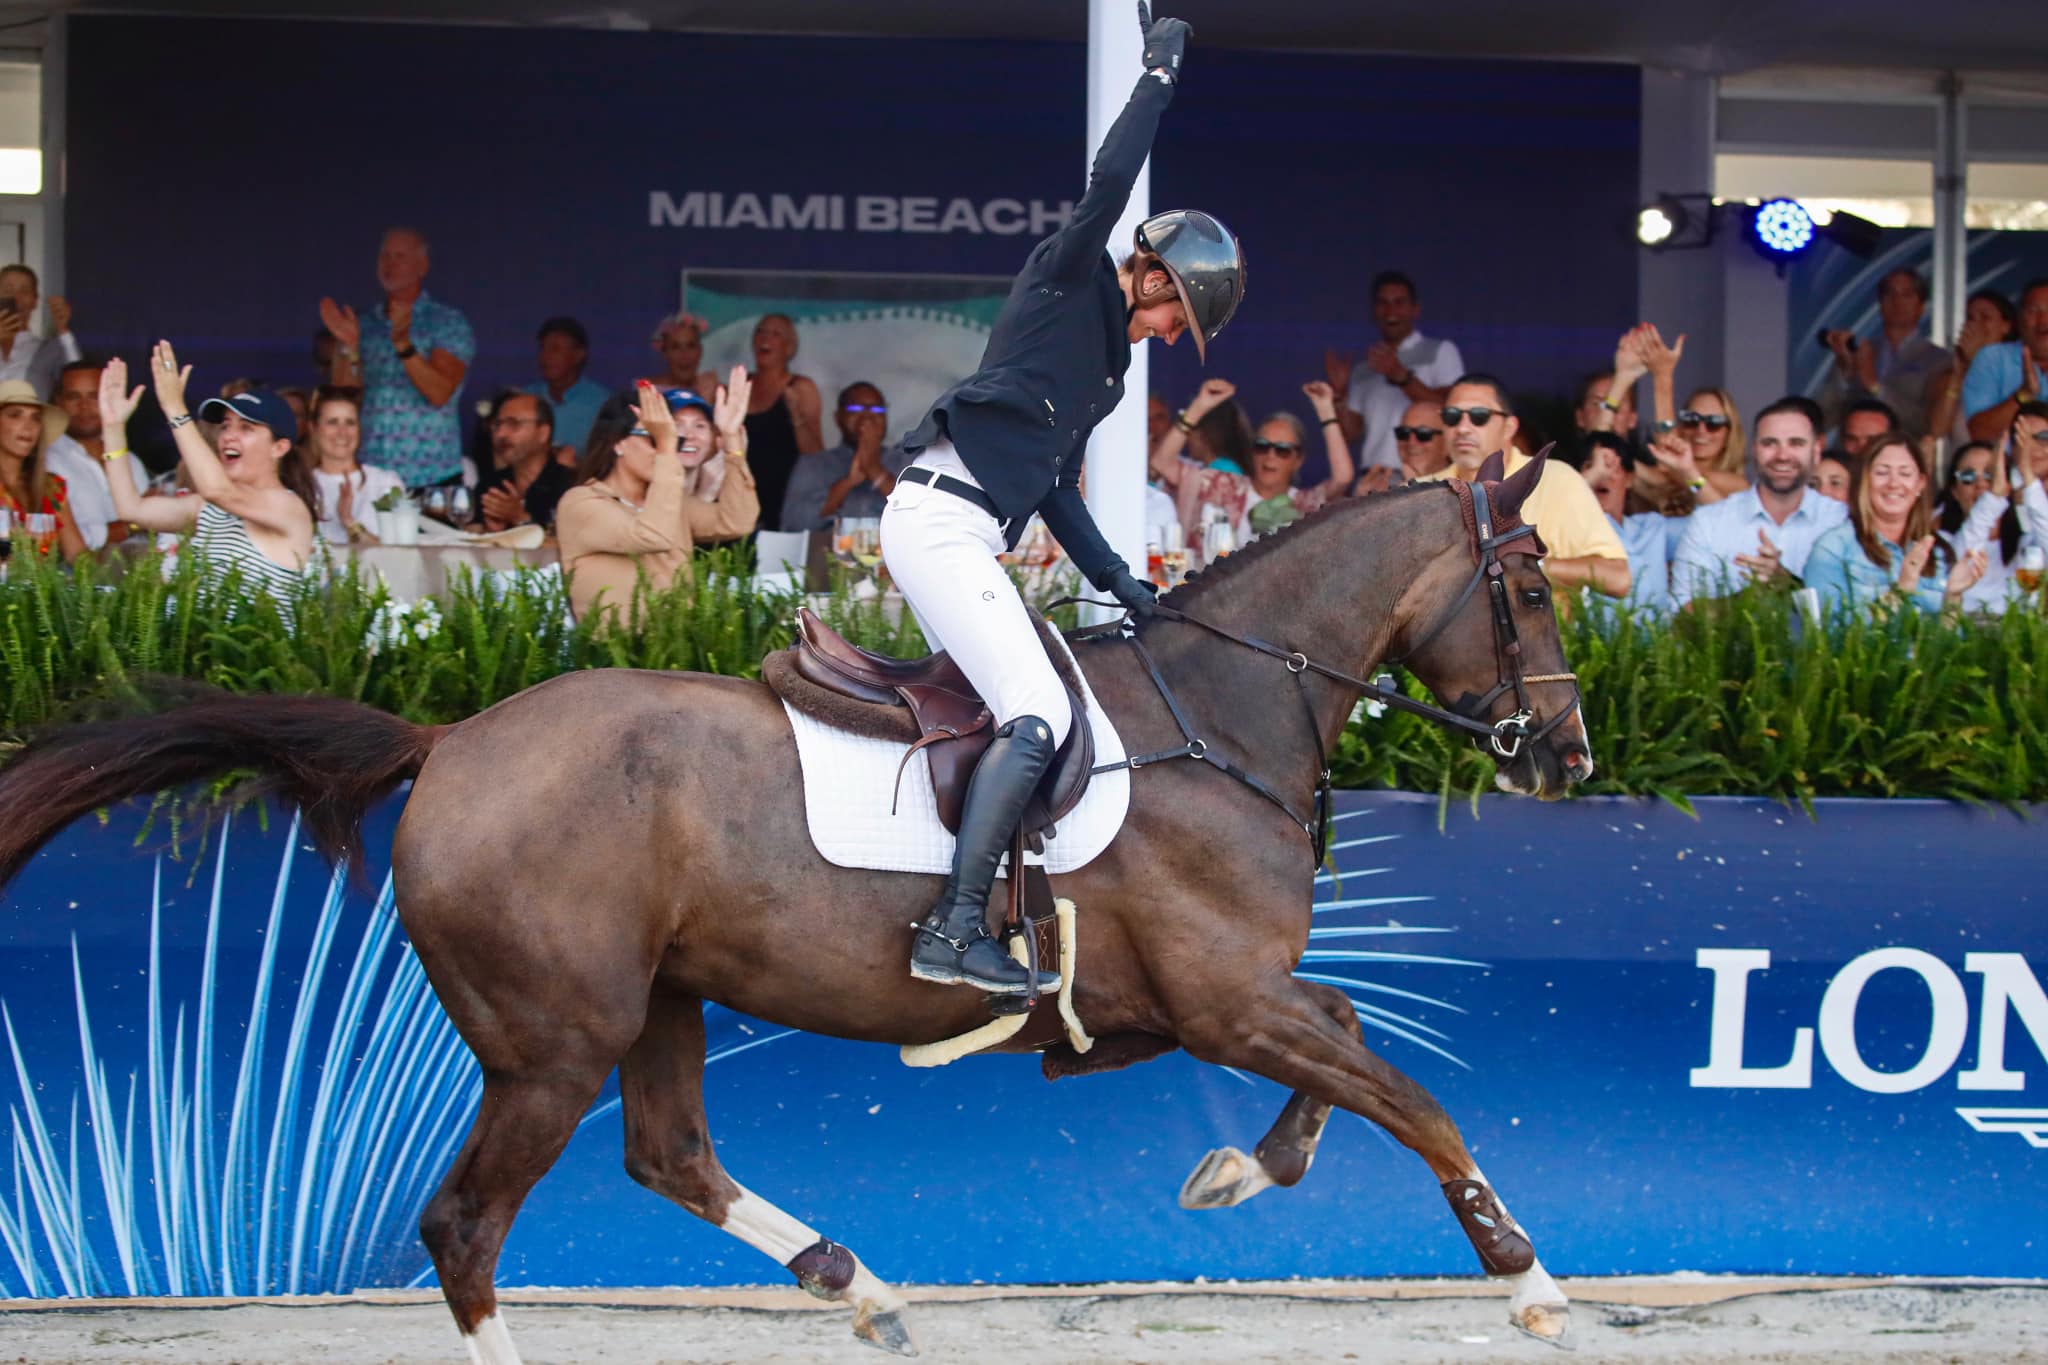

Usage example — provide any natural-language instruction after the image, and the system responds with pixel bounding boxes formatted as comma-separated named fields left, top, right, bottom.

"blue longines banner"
left=1, top=791, right=2039, bottom=1298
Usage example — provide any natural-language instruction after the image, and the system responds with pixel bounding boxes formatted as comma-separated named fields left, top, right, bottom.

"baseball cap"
left=197, top=388, right=299, bottom=442
left=658, top=386, right=713, bottom=419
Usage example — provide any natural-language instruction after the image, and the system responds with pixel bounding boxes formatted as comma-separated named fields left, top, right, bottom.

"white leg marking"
left=724, top=1188, right=908, bottom=1317
left=462, top=1311, right=523, bottom=1365
left=1465, top=1166, right=1571, bottom=1345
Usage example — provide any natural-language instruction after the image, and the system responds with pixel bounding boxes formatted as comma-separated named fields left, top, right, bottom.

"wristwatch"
left=394, top=342, right=419, bottom=360
left=1653, top=418, right=1678, bottom=435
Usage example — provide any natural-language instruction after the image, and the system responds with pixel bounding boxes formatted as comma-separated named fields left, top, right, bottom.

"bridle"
left=1069, top=477, right=1582, bottom=867
left=1382, top=477, right=1583, bottom=763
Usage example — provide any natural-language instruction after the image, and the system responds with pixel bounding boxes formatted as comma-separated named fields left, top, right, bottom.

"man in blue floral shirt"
left=320, top=227, right=474, bottom=485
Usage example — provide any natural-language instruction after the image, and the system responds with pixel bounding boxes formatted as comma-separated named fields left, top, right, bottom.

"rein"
left=1057, top=478, right=1582, bottom=868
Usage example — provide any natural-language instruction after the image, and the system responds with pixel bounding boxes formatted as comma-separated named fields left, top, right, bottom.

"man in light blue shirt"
left=1670, top=395, right=1847, bottom=609
left=1961, top=277, right=2048, bottom=444
left=1581, top=432, right=1680, bottom=613
left=522, top=316, right=610, bottom=459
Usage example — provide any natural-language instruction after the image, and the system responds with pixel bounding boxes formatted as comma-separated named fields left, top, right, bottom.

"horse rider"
left=884, top=6, right=1247, bottom=996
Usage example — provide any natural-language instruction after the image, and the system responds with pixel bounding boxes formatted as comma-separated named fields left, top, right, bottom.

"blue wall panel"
left=2, top=792, right=2040, bottom=1296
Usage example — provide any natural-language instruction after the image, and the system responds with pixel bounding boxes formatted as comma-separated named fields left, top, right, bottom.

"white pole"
left=1083, top=0, right=1151, bottom=622
left=1931, top=72, right=1967, bottom=349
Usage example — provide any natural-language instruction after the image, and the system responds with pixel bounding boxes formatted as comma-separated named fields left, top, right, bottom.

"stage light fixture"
left=1632, top=193, right=1716, bottom=251
left=1818, top=208, right=1883, bottom=260
left=1752, top=198, right=1816, bottom=256
left=1636, top=204, right=1678, bottom=246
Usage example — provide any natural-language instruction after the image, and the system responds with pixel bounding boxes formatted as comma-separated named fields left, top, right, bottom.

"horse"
left=0, top=453, right=1591, bottom=1362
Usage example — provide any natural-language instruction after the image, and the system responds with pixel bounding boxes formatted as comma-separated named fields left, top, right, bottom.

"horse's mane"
left=1155, top=478, right=1455, bottom=611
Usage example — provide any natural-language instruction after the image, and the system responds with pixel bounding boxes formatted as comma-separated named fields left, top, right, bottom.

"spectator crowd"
left=4, top=235, right=2046, bottom=629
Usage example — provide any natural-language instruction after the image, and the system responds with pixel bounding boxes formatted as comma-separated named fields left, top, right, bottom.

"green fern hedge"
left=3, top=542, right=2043, bottom=805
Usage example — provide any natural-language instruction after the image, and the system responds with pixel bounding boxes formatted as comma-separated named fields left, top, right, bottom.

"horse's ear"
left=1476, top=449, right=1506, bottom=484
left=1493, top=443, right=1552, bottom=519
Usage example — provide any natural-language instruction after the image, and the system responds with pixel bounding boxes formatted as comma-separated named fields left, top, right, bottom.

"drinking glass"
left=2017, top=545, right=2047, bottom=596
left=447, top=486, right=473, bottom=525
left=423, top=486, right=449, bottom=522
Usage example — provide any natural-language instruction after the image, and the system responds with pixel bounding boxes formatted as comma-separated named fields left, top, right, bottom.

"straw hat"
left=0, top=378, right=70, bottom=448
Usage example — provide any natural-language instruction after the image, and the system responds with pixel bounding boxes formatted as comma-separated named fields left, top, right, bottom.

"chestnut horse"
left=0, top=455, right=1589, bottom=1361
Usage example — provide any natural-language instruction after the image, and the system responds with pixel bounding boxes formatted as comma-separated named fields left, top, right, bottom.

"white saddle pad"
left=781, top=633, right=1131, bottom=875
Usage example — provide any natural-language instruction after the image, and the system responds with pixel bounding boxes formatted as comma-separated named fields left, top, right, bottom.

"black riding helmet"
left=1134, top=209, right=1245, bottom=363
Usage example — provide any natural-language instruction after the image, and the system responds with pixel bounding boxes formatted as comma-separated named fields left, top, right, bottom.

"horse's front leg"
left=1173, top=974, right=1571, bottom=1347
left=1179, top=980, right=1351, bottom=1210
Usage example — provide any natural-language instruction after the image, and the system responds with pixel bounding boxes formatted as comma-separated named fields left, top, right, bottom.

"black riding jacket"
left=902, top=72, right=1175, bottom=588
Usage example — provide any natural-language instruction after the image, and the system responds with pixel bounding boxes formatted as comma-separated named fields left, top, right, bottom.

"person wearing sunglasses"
left=555, top=372, right=759, bottom=626
left=1632, top=386, right=1744, bottom=510
left=1151, top=381, right=1352, bottom=541
left=887, top=8, right=1249, bottom=998
left=1934, top=438, right=2032, bottom=613
left=1418, top=374, right=1630, bottom=599
left=1391, top=399, right=1449, bottom=481
left=779, top=381, right=905, bottom=531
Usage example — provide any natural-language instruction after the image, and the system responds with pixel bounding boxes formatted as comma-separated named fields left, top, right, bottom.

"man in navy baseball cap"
left=197, top=387, right=300, bottom=443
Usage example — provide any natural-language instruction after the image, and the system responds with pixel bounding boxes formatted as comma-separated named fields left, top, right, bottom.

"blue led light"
left=1753, top=198, right=1815, bottom=255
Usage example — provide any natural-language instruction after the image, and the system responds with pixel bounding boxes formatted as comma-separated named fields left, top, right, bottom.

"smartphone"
left=1815, top=328, right=1857, bottom=352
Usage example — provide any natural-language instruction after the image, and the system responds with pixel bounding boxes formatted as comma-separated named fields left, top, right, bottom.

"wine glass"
left=447, top=486, right=473, bottom=526
left=423, top=486, right=449, bottom=522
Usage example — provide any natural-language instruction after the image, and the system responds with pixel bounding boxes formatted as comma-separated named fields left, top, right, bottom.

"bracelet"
left=1598, top=395, right=1623, bottom=414
left=1175, top=410, right=1196, bottom=433
left=1320, top=416, right=1342, bottom=428
left=167, top=412, right=194, bottom=429
left=1687, top=477, right=1706, bottom=492
left=395, top=342, right=418, bottom=360
left=100, top=447, right=129, bottom=463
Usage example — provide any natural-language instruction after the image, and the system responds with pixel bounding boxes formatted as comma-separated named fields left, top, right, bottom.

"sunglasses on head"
left=1394, top=425, right=1440, bottom=442
left=842, top=402, right=888, bottom=415
left=1440, top=406, right=1506, bottom=428
left=1678, top=410, right=1731, bottom=430
left=1254, top=438, right=1301, bottom=454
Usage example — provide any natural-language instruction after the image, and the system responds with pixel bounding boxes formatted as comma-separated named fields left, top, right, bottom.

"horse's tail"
left=0, top=683, right=447, bottom=890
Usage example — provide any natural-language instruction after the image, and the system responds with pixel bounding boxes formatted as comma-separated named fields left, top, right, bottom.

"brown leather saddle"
left=785, top=607, right=1094, bottom=846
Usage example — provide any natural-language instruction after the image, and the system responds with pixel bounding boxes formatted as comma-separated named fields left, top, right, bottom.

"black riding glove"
left=1137, top=2, right=1191, bottom=80
left=1100, top=563, right=1159, bottom=619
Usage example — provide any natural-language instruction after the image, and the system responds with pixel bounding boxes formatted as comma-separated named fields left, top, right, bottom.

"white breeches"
left=880, top=441, right=1073, bottom=749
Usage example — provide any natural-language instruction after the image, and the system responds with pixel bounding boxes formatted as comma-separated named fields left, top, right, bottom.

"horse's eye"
left=1520, top=588, right=1548, bottom=608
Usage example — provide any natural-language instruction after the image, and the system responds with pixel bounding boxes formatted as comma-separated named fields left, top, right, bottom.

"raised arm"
left=97, top=355, right=199, bottom=535
left=1150, top=377, right=1233, bottom=486
left=1302, top=381, right=1354, bottom=494
left=1042, top=10, right=1188, bottom=278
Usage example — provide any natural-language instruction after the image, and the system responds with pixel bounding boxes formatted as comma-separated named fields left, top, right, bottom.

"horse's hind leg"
left=420, top=1065, right=614, bottom=1365
left=620, top=985, right=917, bottom=1357
left=1180, top=980, right=1352, bottom=1210
left=1177, top=975, right=1571, bottom=1347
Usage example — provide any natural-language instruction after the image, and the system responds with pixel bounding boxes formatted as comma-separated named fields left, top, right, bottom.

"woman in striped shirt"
left=99, top=341, right=315, bottom=609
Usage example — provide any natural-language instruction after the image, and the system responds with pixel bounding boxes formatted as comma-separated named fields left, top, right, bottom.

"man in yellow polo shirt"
left=1419, top=372, right=1632, bottom=599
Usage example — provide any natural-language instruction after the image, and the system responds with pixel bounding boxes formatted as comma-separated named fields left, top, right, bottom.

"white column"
left=1083, top=0, right=1150, bottom=619
left=1931, top=72, right=1967, bottom=348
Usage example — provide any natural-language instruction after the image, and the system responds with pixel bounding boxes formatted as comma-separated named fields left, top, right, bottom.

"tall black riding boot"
left=909, top=714, right=1062, bottom=995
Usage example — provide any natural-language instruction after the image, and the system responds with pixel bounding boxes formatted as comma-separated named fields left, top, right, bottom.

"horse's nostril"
left=1562, top=750, right=1591, bottom=778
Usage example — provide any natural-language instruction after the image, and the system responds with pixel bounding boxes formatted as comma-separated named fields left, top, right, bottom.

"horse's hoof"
left=853, top=1305, right=919, bottom=1357
left=1510, top=1301, right=1573, bottom=1351
left=1178, top=1146, right=1275, bottom=1210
